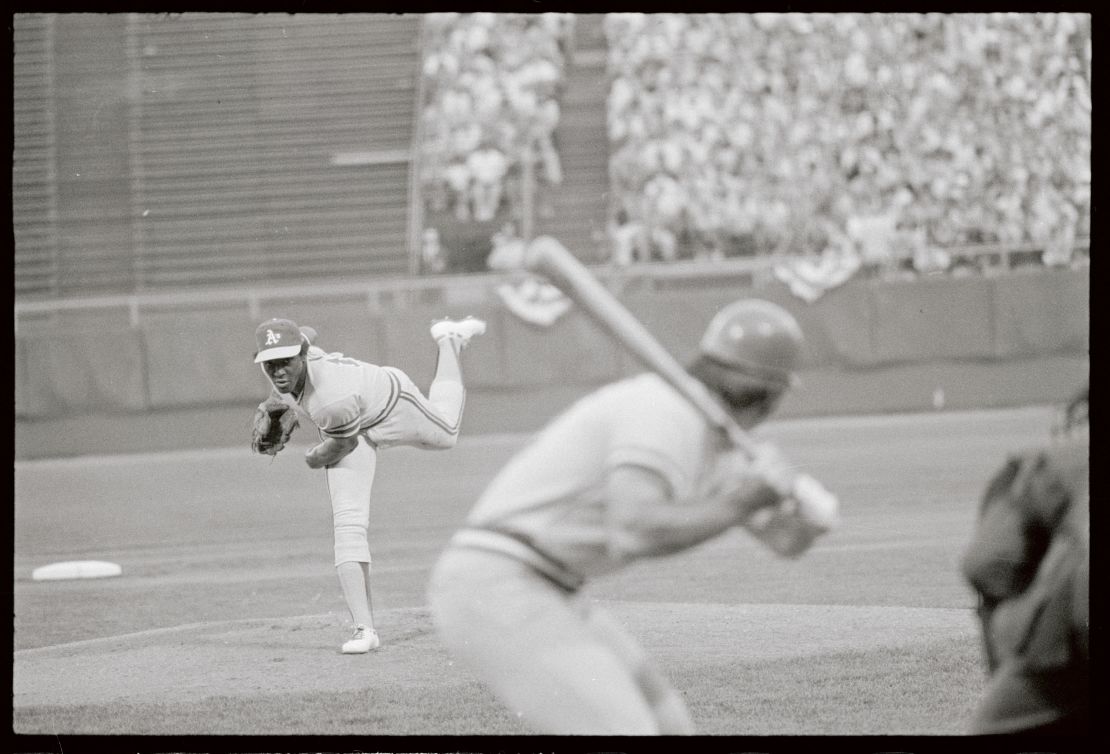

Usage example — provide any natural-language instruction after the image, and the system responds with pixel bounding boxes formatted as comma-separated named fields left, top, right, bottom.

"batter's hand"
left=749, top=443, right=798, bottom=499
left=742, top=464, right=839, bottom=558
left=704, top=443, right=795, bottom=523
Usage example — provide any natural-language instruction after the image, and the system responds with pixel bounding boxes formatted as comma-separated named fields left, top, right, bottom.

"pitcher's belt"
left=448, top=527, right=586, bottom=594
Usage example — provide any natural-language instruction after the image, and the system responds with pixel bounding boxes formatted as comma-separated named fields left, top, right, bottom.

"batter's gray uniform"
left=428, top=373, right=729, bottom=734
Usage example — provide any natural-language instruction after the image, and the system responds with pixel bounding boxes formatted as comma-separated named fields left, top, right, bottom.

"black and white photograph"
left=11, top=11, right=1091, bottom=747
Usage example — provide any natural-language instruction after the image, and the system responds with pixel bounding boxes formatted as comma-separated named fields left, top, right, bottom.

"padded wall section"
left=16, top=329, right=147, bottom=417
left=14, top=338, right=41, bottom=417
left=992, top=269, right=1090, bottom=357
left=13, top=270, right=1090, bottom=419
left=786, top=284, right=878, bottom=367
left=142, top=310, right=263, bottom=407
left=870, top=276, right=995, bottom=364
left=496, top=306, right=625, bottom=387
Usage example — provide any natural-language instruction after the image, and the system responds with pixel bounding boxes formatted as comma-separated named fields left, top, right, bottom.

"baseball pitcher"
left=427, top=299, right=838, bottom=733
left=251, top=315, right=485, bottom=653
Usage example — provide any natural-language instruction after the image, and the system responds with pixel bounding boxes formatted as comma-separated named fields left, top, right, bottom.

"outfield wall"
left=14, top=268, right=1089, bottom=459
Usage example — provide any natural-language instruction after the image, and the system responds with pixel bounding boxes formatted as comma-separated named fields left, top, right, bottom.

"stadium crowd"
left=419, top=13, right=574, bottom=226
left=418, top=13, right=1090, bottom=276
left=603, top=13, right=1090, bottom=269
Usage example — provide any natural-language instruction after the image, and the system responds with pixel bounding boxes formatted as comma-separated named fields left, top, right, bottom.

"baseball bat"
left=525, top=235, right=754, bottom=452
left=524, top=235, right=838, bottom=532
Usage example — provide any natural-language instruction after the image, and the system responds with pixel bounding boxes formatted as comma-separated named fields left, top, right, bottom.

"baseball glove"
left=251, top=397, right=299, bottom=456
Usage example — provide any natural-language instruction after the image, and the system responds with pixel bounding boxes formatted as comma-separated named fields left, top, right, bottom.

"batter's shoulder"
left=625, top=373, right=701, bottom=414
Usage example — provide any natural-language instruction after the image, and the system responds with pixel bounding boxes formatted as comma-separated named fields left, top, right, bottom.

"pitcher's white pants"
left=326, top=367, right=464, bottom=566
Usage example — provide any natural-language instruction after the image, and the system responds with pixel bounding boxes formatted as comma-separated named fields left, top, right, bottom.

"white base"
left=32, top=560, right=122, bottom=581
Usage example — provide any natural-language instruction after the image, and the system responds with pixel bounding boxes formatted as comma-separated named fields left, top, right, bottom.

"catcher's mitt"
left=251, top=398, right=299, bottom=456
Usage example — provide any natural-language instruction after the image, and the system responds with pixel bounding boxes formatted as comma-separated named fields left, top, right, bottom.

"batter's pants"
left=427, top=546, right=693, bottom=734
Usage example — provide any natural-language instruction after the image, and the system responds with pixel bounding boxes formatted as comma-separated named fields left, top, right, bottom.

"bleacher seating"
left=13, top=13, right=422, bottom=298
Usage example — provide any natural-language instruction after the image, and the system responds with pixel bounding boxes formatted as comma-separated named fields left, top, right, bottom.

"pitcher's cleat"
left=341, top=624, right=380, bottom=654
left=430, top=316, right=487, bottom=350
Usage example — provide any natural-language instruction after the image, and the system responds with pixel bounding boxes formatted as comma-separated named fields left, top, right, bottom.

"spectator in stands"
left=641, top=173, right=684, bottom=261
left=609, top=209, right=648, bottom=267
left=421, top=228, right=448, bottom=274
left=533, top=97, right=563, bottom=187
left=444, top=161, right=472, bottom=222
left=467, top=142, right=509, bottom=222
left=470, top=63, right=504, bottom=128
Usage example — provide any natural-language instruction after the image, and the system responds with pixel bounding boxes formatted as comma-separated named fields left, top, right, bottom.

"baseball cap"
left=254, top=318, right=308, bottom=363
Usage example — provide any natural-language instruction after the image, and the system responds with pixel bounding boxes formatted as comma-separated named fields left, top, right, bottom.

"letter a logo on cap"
left=254, top=318, right=304, bottom=363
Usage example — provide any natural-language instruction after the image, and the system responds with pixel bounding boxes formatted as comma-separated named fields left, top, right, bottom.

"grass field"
left=12, top=405, right=1059, bottom=738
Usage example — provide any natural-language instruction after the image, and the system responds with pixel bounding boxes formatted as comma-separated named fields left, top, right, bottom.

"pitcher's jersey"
left=266, top=347, right=397, bottom=439
left=465, top=373, right=719, bottom=579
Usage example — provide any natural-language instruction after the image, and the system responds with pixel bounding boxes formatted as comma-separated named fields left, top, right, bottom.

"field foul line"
left=15, top=538, right=961, bottom=586
left=15, top=602, right=973, bottom=657
left=12, top=611, right=359, bottom=657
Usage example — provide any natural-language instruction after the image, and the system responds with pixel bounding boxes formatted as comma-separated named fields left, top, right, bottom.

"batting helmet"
left=698, top=299, right=803, bottom=391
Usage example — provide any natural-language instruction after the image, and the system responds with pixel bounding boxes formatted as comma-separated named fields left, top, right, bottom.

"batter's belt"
left=447, top=527, right=586, bottom=594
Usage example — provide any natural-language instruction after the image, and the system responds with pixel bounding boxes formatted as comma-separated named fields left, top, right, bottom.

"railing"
left=13, top=238, right=1090, bottom=333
